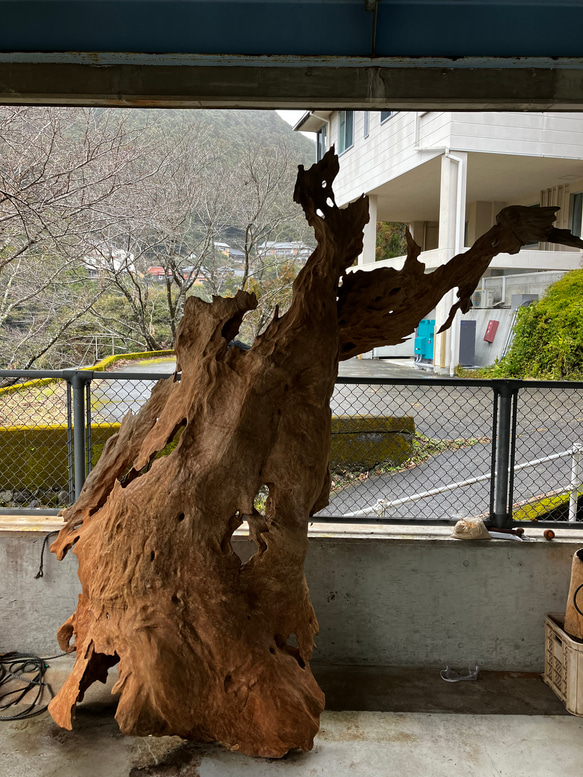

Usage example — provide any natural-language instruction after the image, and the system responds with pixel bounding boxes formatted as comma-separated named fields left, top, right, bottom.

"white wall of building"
left=449, top=112, right=583, bottom=158
left=331, top=112, right=583, bottom=211
left=332, top=112, right=442, bottom=208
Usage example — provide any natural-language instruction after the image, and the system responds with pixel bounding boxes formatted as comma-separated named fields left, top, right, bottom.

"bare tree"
left=88, top=120, right=235, bottom=350
left=230, top=141, right=306, bottom=288
left=0, top=109, right=314, bottom=366
left=221, top=140, right=314, bottom=341
left=0, top=107, right=159, bottom=367
left=0, top=250, right=105, bottom=368
left=91, top=132, right=312, bottom=350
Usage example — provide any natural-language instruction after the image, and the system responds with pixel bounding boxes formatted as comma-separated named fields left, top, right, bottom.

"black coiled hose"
left=0, top=652, right=65, bottom=721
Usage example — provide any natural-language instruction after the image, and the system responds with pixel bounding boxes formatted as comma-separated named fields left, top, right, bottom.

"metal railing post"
left=493, top=383, right=514, bottom=528
left=85, top=379, right=93, bottom=474
left=506, top=385, right=519, bottom=523
left=569, top=443, right=583, bottom=523
left=66, top=380, right=74, bottom=504
left=71, top=372, right=87, bottom=499
left=489, top=389, right=499, bottom=522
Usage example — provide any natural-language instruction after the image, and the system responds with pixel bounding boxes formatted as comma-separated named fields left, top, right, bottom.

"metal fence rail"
left=1, top=369, right=582, bottom=528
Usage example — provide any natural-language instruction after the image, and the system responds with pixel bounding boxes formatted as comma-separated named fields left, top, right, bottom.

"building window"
left=338, top=110, right=354, bottom=154
left=380, top=111, right=396, bottom=123
left=363, top=111, right=369, bottom=138
left=316, top=124, right=328, bottom=162
left=572, top=192, right=583, bottom=237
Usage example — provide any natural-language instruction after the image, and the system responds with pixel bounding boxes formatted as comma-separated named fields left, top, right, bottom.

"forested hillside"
left=0, top=108, right=315, bottom=370
left=123, top=109, right=315, bottom=164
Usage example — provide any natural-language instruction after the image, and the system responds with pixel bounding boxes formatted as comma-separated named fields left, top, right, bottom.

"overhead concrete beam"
left=2, top=55, right=583, bottom=110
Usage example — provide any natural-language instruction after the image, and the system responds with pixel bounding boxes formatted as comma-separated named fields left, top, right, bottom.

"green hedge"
left=330, top=415, right=415, bottom=470
left=0, top=414, right=415, bottom=492
left=0, top=424, right=119, bottom=491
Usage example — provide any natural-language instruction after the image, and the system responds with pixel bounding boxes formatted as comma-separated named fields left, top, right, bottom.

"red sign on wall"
left=484, top=320, right=499, bottom=343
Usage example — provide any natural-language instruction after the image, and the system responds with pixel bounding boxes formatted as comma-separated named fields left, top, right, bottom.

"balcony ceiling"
left=372, top=152, right=583, bottom=223
left=1, top=2, right=583, bottom=109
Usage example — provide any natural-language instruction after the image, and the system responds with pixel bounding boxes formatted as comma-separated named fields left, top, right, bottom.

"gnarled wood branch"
left=337, top=205, right=583, bottom=360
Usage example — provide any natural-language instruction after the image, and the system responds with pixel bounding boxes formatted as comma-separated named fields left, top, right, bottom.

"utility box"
left=414, top=319, right=435, bottom=361
left=471, top=290, right=494, bottom=308
left=484, top=319, right=500, bottom=343
left=459, top=319, right=476, bottom=367
left=511, top=293, right=539, bottom=310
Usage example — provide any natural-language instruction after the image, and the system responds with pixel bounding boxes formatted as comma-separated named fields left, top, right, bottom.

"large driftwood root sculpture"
left=49, top=149, right=583, bottom=757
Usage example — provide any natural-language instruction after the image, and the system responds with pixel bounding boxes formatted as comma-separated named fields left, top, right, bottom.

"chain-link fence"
left=325, top=379, right=496, bottom=522
left=0, top=373, right=73, bottom=509
left=511, top=385, right=583, bottom=523
left=1, top=369, right=583, bottom=526
left=0, top=369, right=164, bottom=512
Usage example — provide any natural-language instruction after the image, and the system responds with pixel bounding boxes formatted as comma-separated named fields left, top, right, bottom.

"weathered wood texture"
left=565, top=549, right=583, bottom=640
left=49, top=149, right=583, bottom=757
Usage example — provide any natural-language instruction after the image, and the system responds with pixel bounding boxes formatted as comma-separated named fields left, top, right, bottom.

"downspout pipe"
left=444, top=149, right=467, bottom=376
left=413, top=120, right=467, bottom=376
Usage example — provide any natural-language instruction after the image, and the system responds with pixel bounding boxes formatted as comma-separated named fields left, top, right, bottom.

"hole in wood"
left=275, top=633, right=305, bottom=669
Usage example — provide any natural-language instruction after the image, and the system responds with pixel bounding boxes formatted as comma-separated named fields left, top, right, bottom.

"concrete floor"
left=3, top=659, right=583, bottom=776
left=4, top=705, right=583, bottom=777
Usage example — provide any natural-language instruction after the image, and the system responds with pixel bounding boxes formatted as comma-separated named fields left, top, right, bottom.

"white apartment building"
left=296, top=111, right=583, bottom=372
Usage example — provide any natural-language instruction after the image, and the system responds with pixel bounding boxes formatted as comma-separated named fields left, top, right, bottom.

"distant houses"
left=145, top=265, right=173, bottom=282
left=85, top=239, right=312, bottom=288
left=229, top=248, right=245, bottom=264
left=83, top=247, right=135, bottom=278
left=259, top=241, right=312, bottom=261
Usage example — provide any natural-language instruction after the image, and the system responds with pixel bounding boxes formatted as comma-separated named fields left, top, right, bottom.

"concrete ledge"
left=4, top=512, right=581, bottom=542
left=2, top=516, right=582, bottom=672
left=0, top=513, right=64, bottom=532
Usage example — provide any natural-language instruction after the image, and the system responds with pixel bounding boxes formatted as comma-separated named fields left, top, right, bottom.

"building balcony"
left=364, top=247, right=583, bottom=275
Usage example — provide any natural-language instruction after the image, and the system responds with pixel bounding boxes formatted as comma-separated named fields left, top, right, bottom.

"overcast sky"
left=276, top=109, right=305, bottom=127
left=276, top=109, right=313, bottom=139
